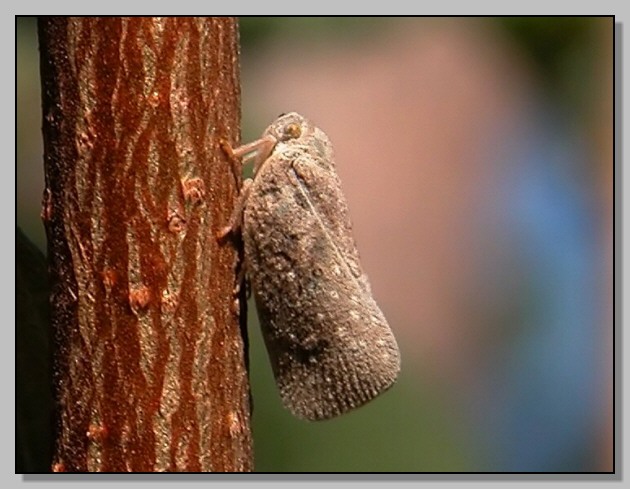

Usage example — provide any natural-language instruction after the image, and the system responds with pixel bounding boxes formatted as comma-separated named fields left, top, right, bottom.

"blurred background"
left=17, top=17, right=613, bottom=472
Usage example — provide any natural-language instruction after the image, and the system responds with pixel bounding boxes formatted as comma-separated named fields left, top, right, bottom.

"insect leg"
left=217, top=134, right=277, bottom=241
left=216, top=179, right=252, bottom=240
left=220, top=135, right=277, bottom=177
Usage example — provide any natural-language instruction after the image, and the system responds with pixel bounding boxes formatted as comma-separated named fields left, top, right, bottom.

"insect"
left=219, top=112, right=400, bottom=421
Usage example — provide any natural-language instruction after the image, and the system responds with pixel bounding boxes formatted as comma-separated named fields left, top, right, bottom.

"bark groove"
left=39, top=17, right=251, bottom=472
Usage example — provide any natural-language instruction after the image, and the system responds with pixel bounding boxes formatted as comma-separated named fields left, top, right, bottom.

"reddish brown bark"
left=39, top=17, right=251, bottom=472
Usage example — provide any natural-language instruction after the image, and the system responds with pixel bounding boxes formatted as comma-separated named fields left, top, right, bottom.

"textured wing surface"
left=244, top=151, right=400, bottom=420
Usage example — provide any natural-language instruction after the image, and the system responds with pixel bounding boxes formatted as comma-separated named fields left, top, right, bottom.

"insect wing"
left=246, top=151, right=400, bottom=421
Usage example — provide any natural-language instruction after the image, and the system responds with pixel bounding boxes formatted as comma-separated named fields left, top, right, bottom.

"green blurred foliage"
left=239, top=16, right=610, bottom=118
left=239, top=16, right=392, bottom=52
left=17, top=17, right=46, bottom=251
left=247, top=307, right=474, bottom=472
left=16, top=16, right=610, bottom=473
left=497, top=16, right=611, bottom=114
left=235, top=16, right=610, bottom=472
left=16, top=228, right=53, bottom=472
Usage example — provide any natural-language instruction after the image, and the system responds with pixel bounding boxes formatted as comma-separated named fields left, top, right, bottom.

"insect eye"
left=282, top=123, right=302, bottom=140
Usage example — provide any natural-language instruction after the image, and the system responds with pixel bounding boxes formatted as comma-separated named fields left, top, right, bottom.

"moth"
left=219, top=112, right=400, bottom=421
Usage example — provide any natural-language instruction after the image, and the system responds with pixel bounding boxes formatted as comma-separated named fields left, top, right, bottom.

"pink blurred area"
left=244, top=19, right=575, bottom=369
left=17, top=17, right=613, bottom=472
left=241, top=17, right=612, bottom=471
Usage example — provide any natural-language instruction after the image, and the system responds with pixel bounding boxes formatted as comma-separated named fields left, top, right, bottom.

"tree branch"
left=39, top=16, right=251, bottom=472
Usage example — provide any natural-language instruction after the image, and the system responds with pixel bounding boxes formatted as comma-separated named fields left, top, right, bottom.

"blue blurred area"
left=17, top=17, right=612, bottom=473
left=468, top=107, right=605, bottom=471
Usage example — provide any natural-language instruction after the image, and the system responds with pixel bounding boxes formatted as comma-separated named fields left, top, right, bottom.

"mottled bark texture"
left=38, top=17, right=251, bottom=472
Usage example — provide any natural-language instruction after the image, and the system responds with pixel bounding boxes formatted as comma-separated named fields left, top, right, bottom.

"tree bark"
left=38, top=16, right=251, bottom=472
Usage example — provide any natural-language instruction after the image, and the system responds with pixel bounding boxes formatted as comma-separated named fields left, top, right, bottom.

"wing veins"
left=289, top=166, right=364, bottom=293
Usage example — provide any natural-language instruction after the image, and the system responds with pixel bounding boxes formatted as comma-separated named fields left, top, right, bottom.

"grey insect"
left=219, top=112, right=400, bottom=421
